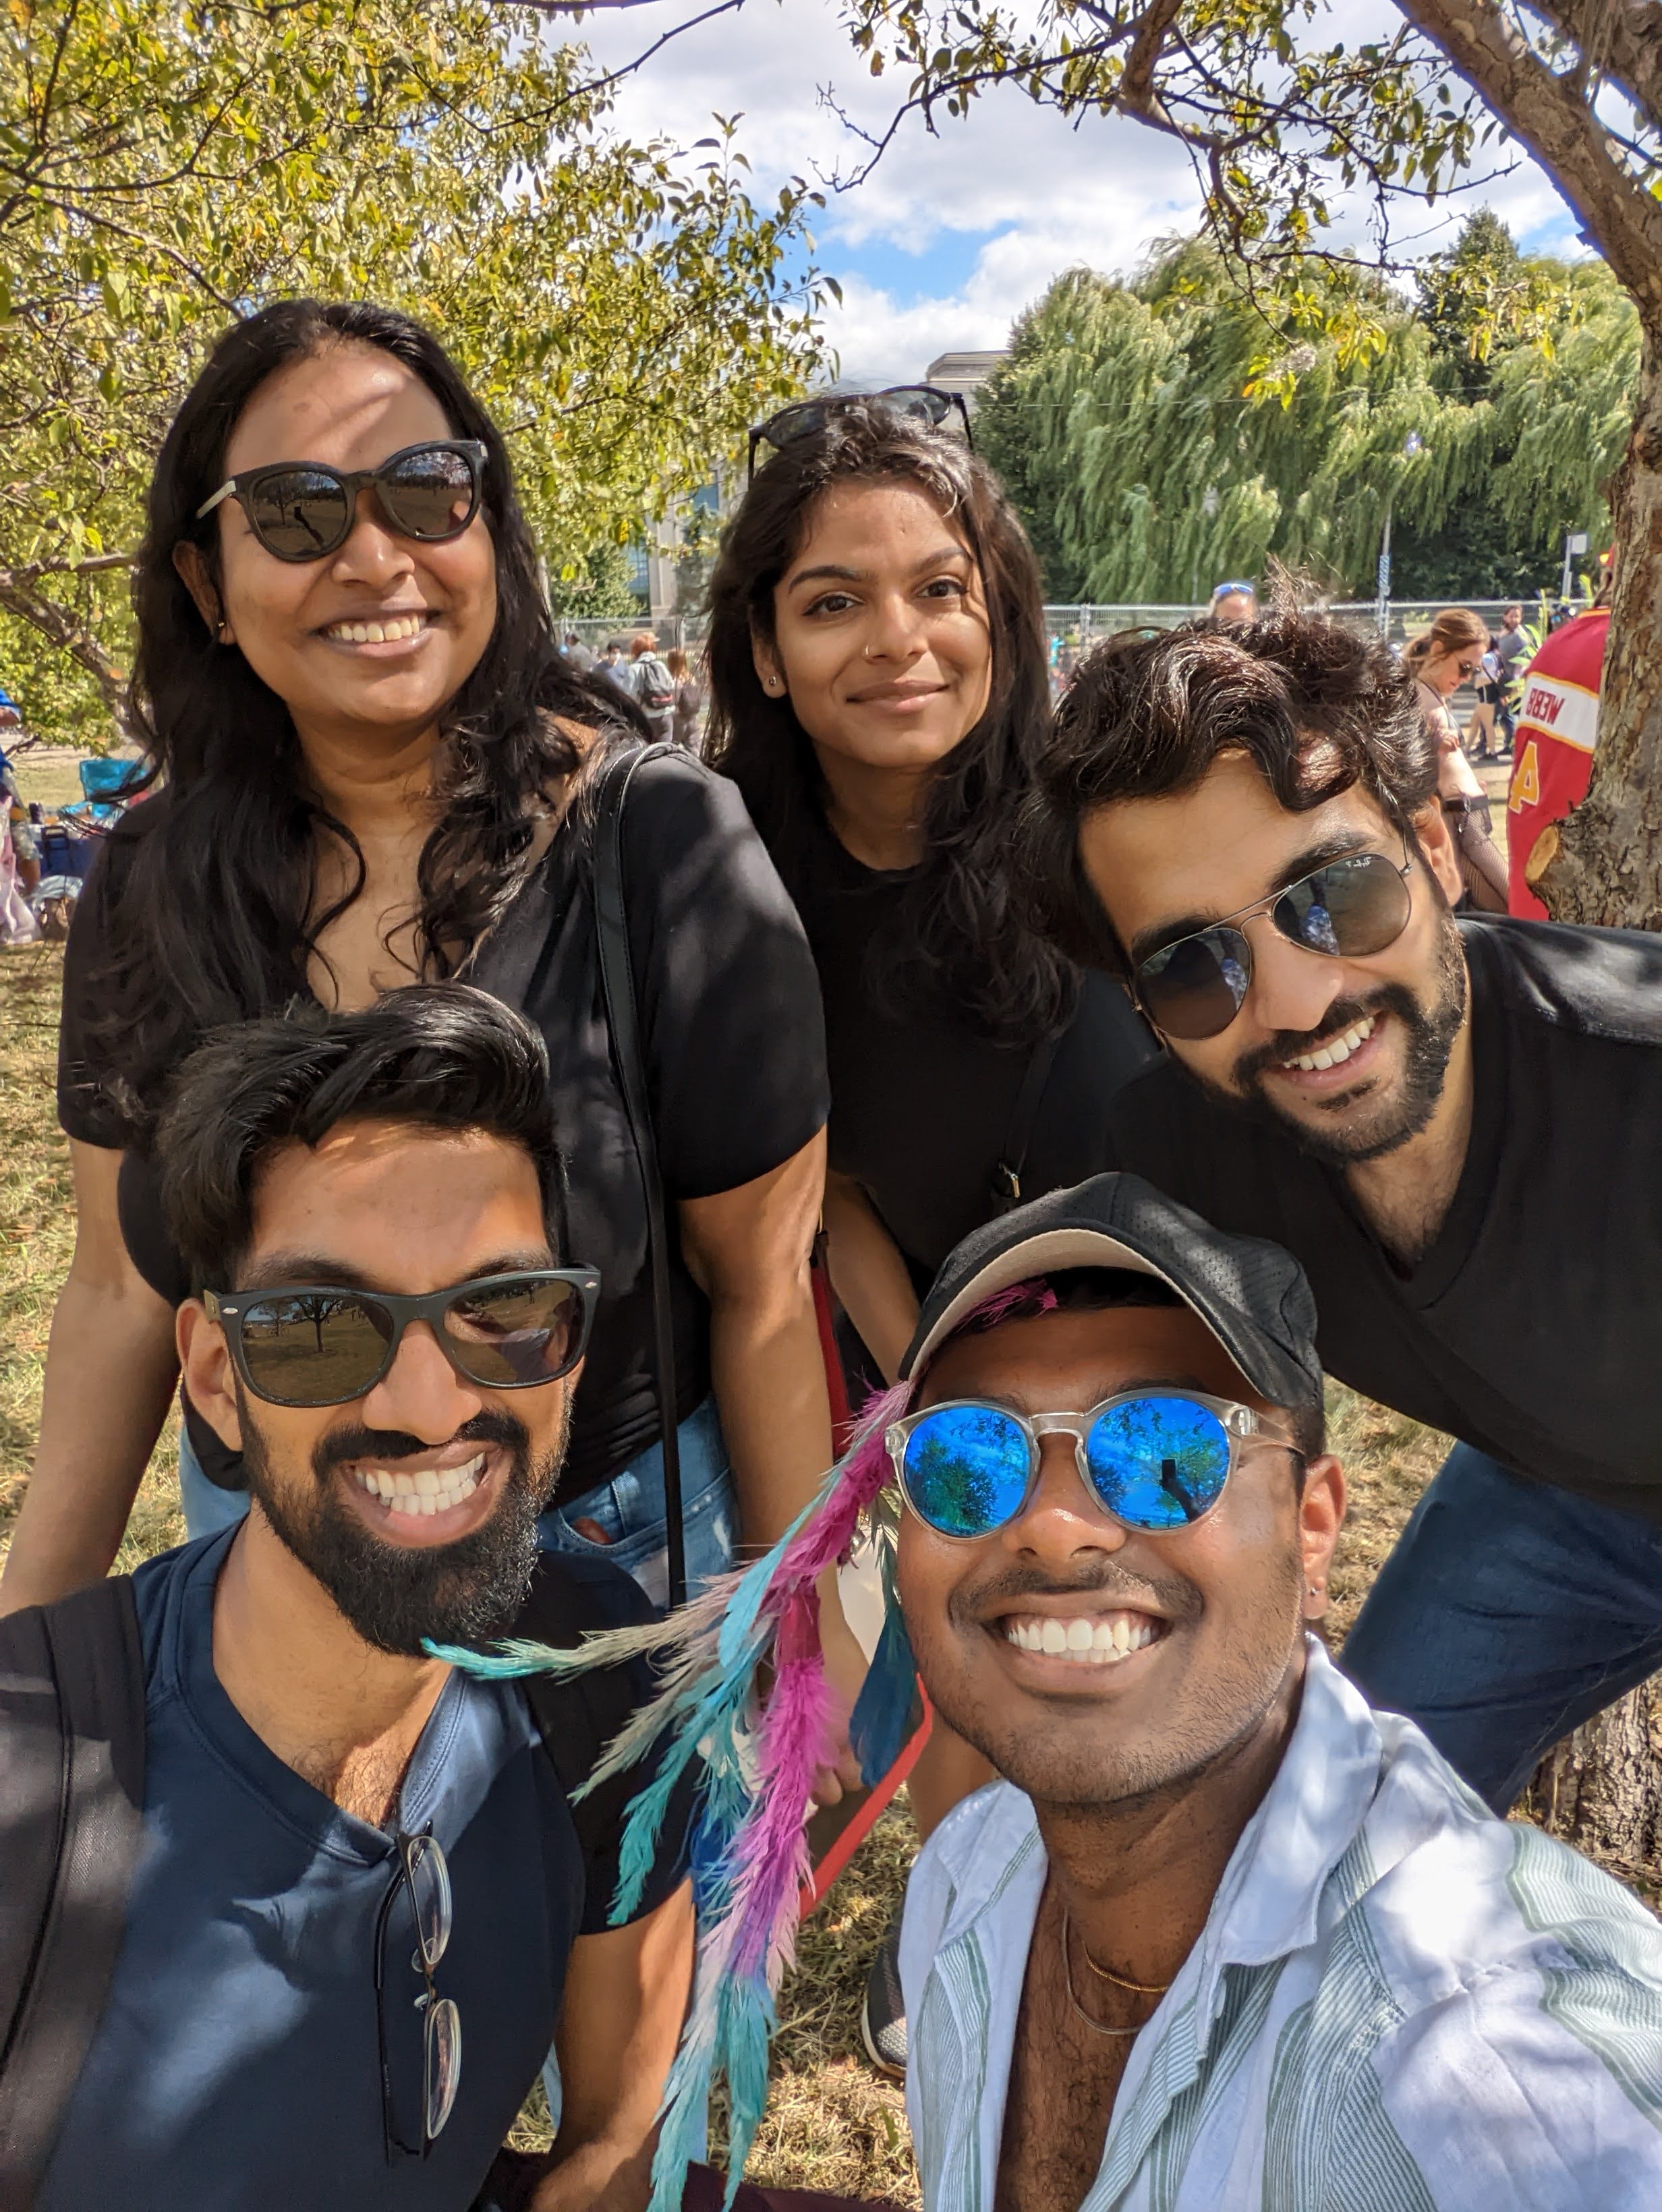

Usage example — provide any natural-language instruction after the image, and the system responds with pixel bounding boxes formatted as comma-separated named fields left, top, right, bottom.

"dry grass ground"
left=0, top=745, right=1621, bottom=2205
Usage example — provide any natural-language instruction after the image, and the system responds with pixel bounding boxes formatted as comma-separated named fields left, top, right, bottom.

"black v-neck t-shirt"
left=57, top=755, right=828, bottom=1503
left=788, top=809, right=1159, bottom=1281
left=1108, top=915, right=1662, bottom=1518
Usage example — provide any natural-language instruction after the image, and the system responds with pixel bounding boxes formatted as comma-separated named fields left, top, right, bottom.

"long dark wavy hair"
left=90, top=297, right=641, bottom=1136
left=704, top=399, right=1072, bottom=1042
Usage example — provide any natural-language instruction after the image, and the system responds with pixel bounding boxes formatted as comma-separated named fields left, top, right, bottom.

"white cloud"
left=573, top=0, right=1595, bottom=389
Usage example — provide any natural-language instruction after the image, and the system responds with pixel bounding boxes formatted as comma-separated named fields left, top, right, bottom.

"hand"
left=810, top=1585, right=870, bottom=1809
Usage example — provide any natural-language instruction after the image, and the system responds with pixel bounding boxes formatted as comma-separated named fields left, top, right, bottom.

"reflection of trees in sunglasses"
left=1083, top=1400, right=1230, bottom=1527
left=900, top=1395, right=1235, bottom=1535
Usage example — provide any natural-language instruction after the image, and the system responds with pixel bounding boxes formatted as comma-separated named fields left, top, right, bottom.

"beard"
left=1188, top=910, right=1468, bottom=1169
left=238, top=1398, right=567, bottom=1657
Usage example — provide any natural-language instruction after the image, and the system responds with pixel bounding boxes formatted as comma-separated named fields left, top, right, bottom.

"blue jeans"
left=181, top=1396, right=739, bottom=1609
left=537, top=1395, right=737, bottom=1608
left=1342, top=1442, right=1662, bottom=1812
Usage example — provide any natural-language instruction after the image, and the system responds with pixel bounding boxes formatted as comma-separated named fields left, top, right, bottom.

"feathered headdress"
left=432, top=1280, right=1058, bottom=2211
left=430, top=1381, right=917, bottom=2210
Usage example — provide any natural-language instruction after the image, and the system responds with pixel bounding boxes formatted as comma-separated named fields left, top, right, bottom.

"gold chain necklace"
left=1076, top=1932, right=1173, bottom=1998
left=1060, top=1911, right=1158, bottom=2039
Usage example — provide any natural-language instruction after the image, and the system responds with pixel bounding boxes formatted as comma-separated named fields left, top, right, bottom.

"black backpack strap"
left=989, top=1030, right=1062, bottom=1215
left=591, top=742, right=686, bottom=1608
left=0, top=1577, right=146, bottom=2206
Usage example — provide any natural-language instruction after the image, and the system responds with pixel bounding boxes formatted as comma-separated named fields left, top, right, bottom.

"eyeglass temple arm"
left=195, top=480, right=236, bottom=523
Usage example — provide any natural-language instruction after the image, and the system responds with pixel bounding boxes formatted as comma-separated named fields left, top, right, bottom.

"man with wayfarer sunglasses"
left=0, top=988, right=695, bottom=2211
left=522, top=1174, right=1662, bottom=2211
left=1019, top=606, right=1662, bottom=1819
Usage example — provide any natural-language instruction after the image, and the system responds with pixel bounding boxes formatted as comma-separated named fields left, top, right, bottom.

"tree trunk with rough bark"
left=1522, top=1681, right=1662, bottom=1875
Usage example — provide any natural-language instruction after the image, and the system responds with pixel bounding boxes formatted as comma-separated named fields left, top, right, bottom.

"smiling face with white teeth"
left=1081, top=753, right=1472, bottom=1169
left=896, top=1298, right=1344, bottom=1815
left=179, top=1117, right=575, bottom=1657
left=175, top=339, right=498, bottom=763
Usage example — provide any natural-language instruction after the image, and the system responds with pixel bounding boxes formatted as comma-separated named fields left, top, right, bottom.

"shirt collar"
left=1189, top=1637, right=1383, bottom=1975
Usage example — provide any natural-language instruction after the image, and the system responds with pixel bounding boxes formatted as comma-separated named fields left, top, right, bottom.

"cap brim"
left=906, top=1230, right=1183, bottom=1376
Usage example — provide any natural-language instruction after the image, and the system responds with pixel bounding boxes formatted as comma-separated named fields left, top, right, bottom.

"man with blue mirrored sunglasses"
left=890, top=1175, right=1662, bottom=2212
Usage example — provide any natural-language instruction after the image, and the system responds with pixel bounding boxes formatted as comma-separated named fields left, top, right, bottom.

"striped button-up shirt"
left=899, top=1639, right=1662, bottom=2210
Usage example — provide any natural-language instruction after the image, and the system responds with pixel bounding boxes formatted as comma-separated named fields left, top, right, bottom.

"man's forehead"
left=1083, top=755, right=1394, bottom=933
left=244, top=1122, right=545, bottom=1263
left=917, top=1299, right=1261, bottom=1409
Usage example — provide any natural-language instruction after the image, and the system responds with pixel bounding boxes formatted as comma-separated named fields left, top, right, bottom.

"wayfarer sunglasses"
left=888, top=1391, right=1299, bottom=1540
left=204, top=1268, right=599, bottom=1409
left=195, top=439, right=488, bottom=562
left=747, top=385, right=972, bottom=479
left=1131, top=843, right=1415, bottom=1042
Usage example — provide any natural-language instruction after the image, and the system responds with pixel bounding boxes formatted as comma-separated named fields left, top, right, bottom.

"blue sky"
left=581, top=0, right=1591, bottom=386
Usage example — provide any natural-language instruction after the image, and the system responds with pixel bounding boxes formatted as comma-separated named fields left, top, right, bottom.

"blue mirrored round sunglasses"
left=886, top=1392, right=1291, bottom=1540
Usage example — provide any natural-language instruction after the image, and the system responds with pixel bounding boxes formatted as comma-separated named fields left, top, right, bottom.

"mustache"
left=310, top=1407, right=529, bottom=1482
left=1230, top=982, right=1421, bottom=1088
left=950, top=1557, right=1202, bottom=1630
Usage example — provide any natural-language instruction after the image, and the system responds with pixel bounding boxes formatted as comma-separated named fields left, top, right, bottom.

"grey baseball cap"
left=899, top=1171, right=1323, bottom=1418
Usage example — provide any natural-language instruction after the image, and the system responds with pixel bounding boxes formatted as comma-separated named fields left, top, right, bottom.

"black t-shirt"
left=789, top=808, right=1159, bottom=1280
left=57, top=753, right=828, bottom=1504
left=1108, top=915, right=1662, bottom=1519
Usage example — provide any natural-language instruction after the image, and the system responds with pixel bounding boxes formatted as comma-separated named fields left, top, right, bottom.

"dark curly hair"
left=155, top=985, right=563, bottom=1293
left=704, top=398, right=1072, bottom=1043
left=89, top=297, right=643, bottom=1135
left=1022, top=608, right=1438, bottom=974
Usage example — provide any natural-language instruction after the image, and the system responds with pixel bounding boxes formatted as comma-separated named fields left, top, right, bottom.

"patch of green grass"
left=0, top=948, right=181, bottom=1563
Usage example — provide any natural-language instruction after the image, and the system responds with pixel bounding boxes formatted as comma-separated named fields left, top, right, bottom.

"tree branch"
left=1396, top=0, right=1662, bottom=319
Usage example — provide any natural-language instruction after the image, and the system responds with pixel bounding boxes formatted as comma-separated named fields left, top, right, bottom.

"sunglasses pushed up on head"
left=196, top=438, right=487, bottom=562
left=204, top=1269, right=599, bottom=1409
left=747, top=384, right=972, bottom=479
left=1131, top=840, right=1416, bottom=1042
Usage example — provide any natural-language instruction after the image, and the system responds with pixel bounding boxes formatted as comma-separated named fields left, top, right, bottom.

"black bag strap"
left=989, top=1030, right=1062, bottom=1216
left=0, top=1577, right=146, bottom=2207
left=591, top=742, right=686, bottom=1609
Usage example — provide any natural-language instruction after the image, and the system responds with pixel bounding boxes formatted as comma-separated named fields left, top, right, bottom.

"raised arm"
left=1, top=1138, right=180, bottom=1612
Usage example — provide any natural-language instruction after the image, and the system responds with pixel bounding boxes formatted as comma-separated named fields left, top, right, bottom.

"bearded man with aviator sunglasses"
left=1019, top=606, right=1662, bottom=1818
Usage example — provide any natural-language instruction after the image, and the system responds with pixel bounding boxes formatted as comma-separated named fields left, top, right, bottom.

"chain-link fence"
left=551, top=613, right=706, bottom=657
left=1041, top=599, right=1557, bottom=651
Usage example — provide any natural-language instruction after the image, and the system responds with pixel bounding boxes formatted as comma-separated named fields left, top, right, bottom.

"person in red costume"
left=1507, top=600, right=1609, bottom=919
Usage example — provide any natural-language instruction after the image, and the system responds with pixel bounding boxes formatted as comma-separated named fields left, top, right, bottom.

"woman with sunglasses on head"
left=1402, top=607, right=1509, bottom=912
left=4, top=303, right=864, bottom=1739
left=706, top=388, right=1159, bottom=2072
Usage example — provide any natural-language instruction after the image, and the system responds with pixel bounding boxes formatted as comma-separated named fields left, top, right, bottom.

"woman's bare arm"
left=820, top=1169, right=921, bottom=1387
left=1, top=1139, right=179, bottom=1614
left=679, top=1129, right=864, bottom=1799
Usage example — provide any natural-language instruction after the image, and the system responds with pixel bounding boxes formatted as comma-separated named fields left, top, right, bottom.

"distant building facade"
left=924, top=350, right=1008, bottom=409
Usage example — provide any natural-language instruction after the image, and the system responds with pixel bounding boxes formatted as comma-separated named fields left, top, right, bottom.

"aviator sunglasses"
left=747, top=384, right=972, bottom=478
left=1131, top=842, right=1415, bottom=1042
left=203, top=1268, right=600, bottom=1409
left=195, top=438, right=488, bottom=562
left=888, top=1390, right=1299, bottom=1540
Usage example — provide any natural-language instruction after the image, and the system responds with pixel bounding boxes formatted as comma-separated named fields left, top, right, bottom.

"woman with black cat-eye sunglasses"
left=9, top=304, right=853, bottom=1757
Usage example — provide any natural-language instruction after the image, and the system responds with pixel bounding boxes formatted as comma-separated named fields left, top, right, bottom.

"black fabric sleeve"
left=619, top=752, right=828, bottom=1200
left=510, top=1553, right=693, bottom=1935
